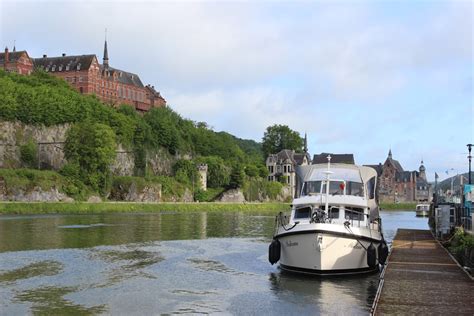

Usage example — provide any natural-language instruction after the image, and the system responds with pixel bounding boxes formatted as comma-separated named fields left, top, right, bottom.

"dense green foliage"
left=262, top=124, right=303, bottom=157
left=242, top=178, right=284, bottom=201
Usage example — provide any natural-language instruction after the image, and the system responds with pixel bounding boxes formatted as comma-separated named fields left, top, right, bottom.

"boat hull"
left=415, top=210, right=429, bottom=217
left=276, top=228, right=381, bottom=275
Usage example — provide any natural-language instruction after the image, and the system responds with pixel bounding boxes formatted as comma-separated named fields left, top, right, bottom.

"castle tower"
left=197, top=164, right=208, bottom=191
left=419, top=160, right=426, bottom=181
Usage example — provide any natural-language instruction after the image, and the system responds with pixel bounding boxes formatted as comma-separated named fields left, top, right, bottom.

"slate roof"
left=33, top=54, right=97, bottom=72
left=103, top=66, right=144, bottom=88
left=293, top=152, right=310, bottom=165
left=312, top=153, right=355, bottom=164
left=0, top=51, right=30, bottom=63
left=33, top=54, right=144, bottom=88
left=387, top=157, right=404, bottom=172
left=267, top=149, right=309, bottom=166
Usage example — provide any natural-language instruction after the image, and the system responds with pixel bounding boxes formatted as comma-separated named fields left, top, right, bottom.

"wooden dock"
left=372, top=229, right=474, bottom=315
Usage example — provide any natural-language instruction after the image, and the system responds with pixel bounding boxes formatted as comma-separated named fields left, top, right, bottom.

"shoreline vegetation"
left=380, top=202, right=417, bottom=210
left=0, top=201, right=416, bottom=216
left=0, top=202, right=290, bottom=215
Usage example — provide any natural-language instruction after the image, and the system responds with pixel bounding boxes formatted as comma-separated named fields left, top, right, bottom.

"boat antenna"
left=324, top=155, right=332, bottom=212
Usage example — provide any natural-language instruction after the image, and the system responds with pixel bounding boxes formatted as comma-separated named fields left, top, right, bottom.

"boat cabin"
left=291, top=163, right=379, bottom=227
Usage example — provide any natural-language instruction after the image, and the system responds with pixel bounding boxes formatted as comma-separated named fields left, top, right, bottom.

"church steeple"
left=303, top=132, right=308, bottom=153
left=388, top=148, right=392, bottom=159
left=103, top=30, right=109, bottom=68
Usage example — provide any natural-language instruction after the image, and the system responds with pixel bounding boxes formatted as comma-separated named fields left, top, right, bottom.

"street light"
left=467, top=144, right=472, bottom=185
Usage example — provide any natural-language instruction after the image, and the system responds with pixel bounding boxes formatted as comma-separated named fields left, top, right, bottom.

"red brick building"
left=0, top=42, right=166, bottom=113
left=0, top=47, right=34, bottom=74
left=367, top=150, right=431, bottom=203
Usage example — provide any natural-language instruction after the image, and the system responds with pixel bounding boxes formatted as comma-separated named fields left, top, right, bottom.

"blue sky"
left=1, top=0, right=472, bottom=181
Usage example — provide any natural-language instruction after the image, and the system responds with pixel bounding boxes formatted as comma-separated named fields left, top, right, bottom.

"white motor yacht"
left=269, top=156, right=388, bottom=275
left=415, top=204, right=430, bottom=217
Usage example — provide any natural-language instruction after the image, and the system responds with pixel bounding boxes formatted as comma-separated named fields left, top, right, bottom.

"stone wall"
left=0, top=121, right=138, bottom=176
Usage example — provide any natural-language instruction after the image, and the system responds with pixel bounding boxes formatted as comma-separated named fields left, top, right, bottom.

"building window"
left=78, top=76, right=83, bottom=82
left=66, top=65, right=70, bottom=71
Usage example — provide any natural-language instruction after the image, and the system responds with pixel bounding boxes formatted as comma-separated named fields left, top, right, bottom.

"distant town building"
left=266, top=134, right=311, bottom=197
left=367, top=150, right=431, bottom=203
left=0, top=42, right=166, bottom=113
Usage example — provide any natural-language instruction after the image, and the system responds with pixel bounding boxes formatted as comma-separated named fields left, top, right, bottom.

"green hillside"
left=0, top=69, right=268, bottom=198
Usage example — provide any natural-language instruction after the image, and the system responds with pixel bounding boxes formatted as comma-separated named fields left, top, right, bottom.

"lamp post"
left=467, top=144, right=472, bottom=185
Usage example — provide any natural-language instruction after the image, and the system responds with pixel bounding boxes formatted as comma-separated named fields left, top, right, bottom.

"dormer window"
left=59, top=65, right=63, bottom=71
left=66, top=65, right=70, bottom=71
left=51, top=65, right=56, bottom=72
left=77, top=64, right=81, bottom=71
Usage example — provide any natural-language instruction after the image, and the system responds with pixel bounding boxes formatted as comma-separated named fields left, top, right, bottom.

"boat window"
left=294, top=206, right=312, bottom=219
left=329, top=207, right=339, bottom=219
left=304, top=181, right=322, bottom=195
left=367, top=176, right=376, bottom=199
left=321, top=181, right=346, bottom=195
left=347, top=182, right=364, bottom=197
left=344, top=207, right=364, bottom=221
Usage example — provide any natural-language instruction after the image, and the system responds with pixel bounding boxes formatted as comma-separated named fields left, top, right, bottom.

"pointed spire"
left=103, top=28, right=109, bottom=68
left=13, top=40, right=16, bottom=52
left=303, top=132, right=308, bottom=153
left=388, top=148, right=392, bottom=159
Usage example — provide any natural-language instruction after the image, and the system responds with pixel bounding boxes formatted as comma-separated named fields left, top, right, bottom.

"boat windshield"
left=304, top=180, right=364, bottom=197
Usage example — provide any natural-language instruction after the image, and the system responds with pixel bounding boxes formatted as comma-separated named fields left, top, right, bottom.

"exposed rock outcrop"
left=109, top=181, right=162, bottom=202
left=0, top=185, right=69, bottom=202
left=217, top=189, right=245, bottom=203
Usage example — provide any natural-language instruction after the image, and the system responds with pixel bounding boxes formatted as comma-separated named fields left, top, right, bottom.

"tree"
left=228, top=164, right=245, bottom=189
left=262, top=124, right=304, bottom=157
left=19, top=139, right=38, bottom=168
left=64, top=121, right=116, bottom=193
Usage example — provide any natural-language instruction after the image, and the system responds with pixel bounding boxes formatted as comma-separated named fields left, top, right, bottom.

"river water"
left=0, top=210, right=427, bottom=315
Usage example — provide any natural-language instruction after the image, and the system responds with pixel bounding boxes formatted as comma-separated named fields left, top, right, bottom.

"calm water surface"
left=0, top=210, right=427, bottom=315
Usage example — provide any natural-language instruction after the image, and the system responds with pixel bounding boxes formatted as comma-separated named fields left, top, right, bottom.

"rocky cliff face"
left=217, top=189, right=246, bottom=203
left=111, top=144, right=135, bottom=176
left=0, top=121, right=69, bottom=169
left=109, top=181, right=162, bottom=202
left=0, top=121, right=139, bottom=176
left=0, top=179, right=70, bottom=202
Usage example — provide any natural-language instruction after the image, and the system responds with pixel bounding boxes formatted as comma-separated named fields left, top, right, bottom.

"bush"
left=173, top=159, right=199, bottom=185
left=19, top=139, right=38, bottom=168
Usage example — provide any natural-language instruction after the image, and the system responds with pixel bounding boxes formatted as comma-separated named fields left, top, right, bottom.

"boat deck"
left=373, top=229, right=473, bottom=315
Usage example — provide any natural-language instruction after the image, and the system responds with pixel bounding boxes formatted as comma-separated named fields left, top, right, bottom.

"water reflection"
left=0, top=212, right=276, bottom=252
left=0, top=210, right=428, bottom=315
left=268, top=271, right=379, bottom=315
left=14, top=286, right=106, bottom=315
left=0, top=260, right=63, bottom=284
